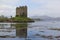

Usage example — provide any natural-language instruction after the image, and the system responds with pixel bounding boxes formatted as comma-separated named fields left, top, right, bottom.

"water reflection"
left=0, top=23, right=27, bottom=38
left=16, top=23, right=27, bottom=38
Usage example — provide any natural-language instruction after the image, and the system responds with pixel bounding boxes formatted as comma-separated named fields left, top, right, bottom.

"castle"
left=16, top=6, right=27, bottom=17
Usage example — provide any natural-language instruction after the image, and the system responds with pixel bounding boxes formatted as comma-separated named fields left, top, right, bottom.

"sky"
left=0, top=0, right=60, bottom=17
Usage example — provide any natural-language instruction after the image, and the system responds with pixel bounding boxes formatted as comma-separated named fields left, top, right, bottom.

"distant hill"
left=30, top=15, right=60, bottom=21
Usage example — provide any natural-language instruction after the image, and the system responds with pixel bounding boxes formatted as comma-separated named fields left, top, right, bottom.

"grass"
left=11, top=16, right=34, bottom=22
left=0, top=16, right=34, bottom=22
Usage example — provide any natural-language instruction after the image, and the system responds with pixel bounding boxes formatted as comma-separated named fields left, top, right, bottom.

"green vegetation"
left=0, top=15, right=8, bottom=22
left=11, top=16, right=34, bottom=22
left=0, top=15, right=34, bottom=22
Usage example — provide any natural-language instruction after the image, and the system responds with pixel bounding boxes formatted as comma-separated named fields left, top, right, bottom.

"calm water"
left=0, top=21, right=60, bottom=40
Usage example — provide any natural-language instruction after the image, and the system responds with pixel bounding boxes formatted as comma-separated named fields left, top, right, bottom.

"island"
left=0, top=6, right=34, bottom=23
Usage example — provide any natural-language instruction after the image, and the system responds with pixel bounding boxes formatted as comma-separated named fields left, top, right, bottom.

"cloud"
left=0, top=0, right=19, bottom=6
left=28, top=0, right=60, bottom=17
left=0, top=0, right=20, bottom=17
left=0, top=0, right=60, bottom=17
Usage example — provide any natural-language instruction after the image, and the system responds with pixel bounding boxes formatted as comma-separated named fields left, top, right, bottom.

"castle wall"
left=16, top=6, right=27, bottom=17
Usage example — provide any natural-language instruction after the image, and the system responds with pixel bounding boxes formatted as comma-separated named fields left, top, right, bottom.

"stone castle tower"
left=16, top=6, right=27, bottom=17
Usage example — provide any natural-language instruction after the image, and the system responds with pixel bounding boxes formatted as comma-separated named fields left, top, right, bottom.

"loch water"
left=0, top=21, right=60, bottom=40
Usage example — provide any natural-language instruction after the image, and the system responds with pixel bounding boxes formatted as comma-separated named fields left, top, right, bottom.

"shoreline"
left=0, top=20, right=34, bottom=23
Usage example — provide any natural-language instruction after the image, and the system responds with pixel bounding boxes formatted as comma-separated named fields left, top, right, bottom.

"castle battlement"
left=16, top=6, right=27, bottom=9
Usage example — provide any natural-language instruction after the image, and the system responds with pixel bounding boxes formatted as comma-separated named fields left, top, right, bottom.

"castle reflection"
left=0, top=23, right=27, bottom=38
left=15, top=23, right=27, bottom=38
